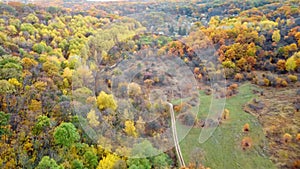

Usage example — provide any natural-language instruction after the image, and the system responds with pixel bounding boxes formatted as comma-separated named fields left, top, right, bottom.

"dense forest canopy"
left=0, top=0, right=299, bottom=169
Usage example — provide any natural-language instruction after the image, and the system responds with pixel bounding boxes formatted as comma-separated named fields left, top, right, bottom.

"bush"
left=32, top=42, right=52, bottom=54
left=296, top=133, right=300, bottom=142
left=243, top=123, right=250, bottom=132
left=36, top=156, right=62, bottom=169
left=222, top=109, right=230, bottom=120
left=0, top=46, right=7, bottom=56
left=241, top=137, right=252, bottom=150
left=288, top=74, right=298, bottom=82
left=263, top=78, right=270, bottom=86
left=127, top=82, right=142, bottom=97
left=83, top=151, right=98, bottom=169
left=117, top=82, right=128, bottom=97
left=283, top=133, right=292, bottom=143
left=97, top=91, right=117, bottom=111
left=293, top=160, right=300, bottom=169
left=229, top=83, right=238, bottom=91
left=234, top=73, right=244, bottom=82
left=281, top=80, right=288, bottom=87
left=71, top=159, right=84, bottom=169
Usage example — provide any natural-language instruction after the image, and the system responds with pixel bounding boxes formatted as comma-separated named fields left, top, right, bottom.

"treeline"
left=0, top=2, right=179, bottom=169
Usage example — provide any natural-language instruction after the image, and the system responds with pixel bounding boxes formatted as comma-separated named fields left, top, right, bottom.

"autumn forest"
left=0, top=0, right=299, bottom=169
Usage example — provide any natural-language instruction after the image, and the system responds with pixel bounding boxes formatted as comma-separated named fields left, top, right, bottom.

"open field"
left=180, top=83, right=277, bottom=169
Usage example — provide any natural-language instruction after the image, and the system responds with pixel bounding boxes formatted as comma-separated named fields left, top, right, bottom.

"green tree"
left=0, top=80, right=15, bottom=94
left=54, top=122, right=80, bottom=147
left=72, top=159, right=84, bottom=169
left=127, top=158, right=151, bottom=169
left=0, top=55, right=22, bottom=80
left=0, top=111, right=10, bottom=136
left=0, top=46, right=7, bottom=56
left=32, top=115, right=50, bottom=135
left=24, top=13, right=39, bottom=24
left=152, top=153, right=172, bottom=169
left=222, top=60, right=236, bottom=69
left=20, top=23, right=37, bottom=35
left=72, top=87, right=93, bottom=103
left=33, top=41, right=51, bottom=54
left=84, top=151, right=98, bottom=169
left=131, top=140, right=158, bottom=158
left=36, top=156, right=63, bottom=169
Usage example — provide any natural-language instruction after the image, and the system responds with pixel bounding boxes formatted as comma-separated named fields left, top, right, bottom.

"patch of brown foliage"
left=241, top=137, right=252, bottom=150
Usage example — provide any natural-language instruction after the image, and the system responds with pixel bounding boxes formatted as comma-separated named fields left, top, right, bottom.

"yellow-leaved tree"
left=286, top=56, right=297, bottom=72
left=272, top=30, right=280, bottom=43
left=97, top=153, right=121, bottom=169
left=96, top=91, right=117, bottom=111
left=87, top=109, right=100, bottom=127
left=124, top=120, right=138, bottom=137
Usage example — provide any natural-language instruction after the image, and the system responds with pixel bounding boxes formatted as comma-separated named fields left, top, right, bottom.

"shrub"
left=0, top=111, right=10, bottom=136
left=127, top=82, right=142, bottom=97
left=286, top=56, right=297, bottom=71
left=288, top=74, right=298, bottom=82
left=241, top=137, right=252, bottom=150
left=97, top=91, right=117, bottom=111
left=243, top=123, right=250, bottom=132
left=98, top=153, right=121, bottom=169
left=174, top=105, right=181, bottom=112
left=283, top=133, right=292, bottom=143
left=276, top=77, right=283, bottom=87
left=71, top=159, right=84, bottom=169
left=83, top=151, right=98, bottom=169
left=281, top=80, right=288, bottom=87
left=173, top=103, right=192, bottom=113
left=234, top=73, right=244, bottom=82
left=277, top=59, right=286, bottom=71
left=222, top=109, right=230, bottom=120
left=32, top=41, right=51, bottom=54
left=113, top=159, right=127, bottom=169
left=296, top=133, right=300, bottom=142
left=229, top=83, right=238, bottom=91
left=222, top=60, right=236, bottom=69
left=194, top=67, right=200, bottom=74
left=263, top=78, right=270, bottom=86
left=197, top=74, right=202, bottom=80
left=116, top=82, right=128, bottom=97
left=293, top=160, right=300, bottom=169
left=36, top=156, right=62, bottom=169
